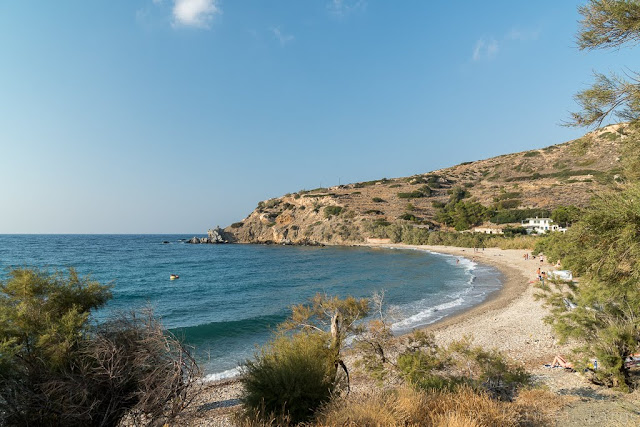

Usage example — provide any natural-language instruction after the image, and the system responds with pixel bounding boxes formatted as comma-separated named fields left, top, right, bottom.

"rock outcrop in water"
left=187, top=227, right=231, bottom=244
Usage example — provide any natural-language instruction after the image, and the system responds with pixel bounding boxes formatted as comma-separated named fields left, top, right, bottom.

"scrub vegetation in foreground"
left=0, top=268, right=200, bottom=426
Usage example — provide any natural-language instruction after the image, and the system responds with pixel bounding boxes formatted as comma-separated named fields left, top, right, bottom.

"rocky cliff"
left=224, top=124, right=635, bottom=245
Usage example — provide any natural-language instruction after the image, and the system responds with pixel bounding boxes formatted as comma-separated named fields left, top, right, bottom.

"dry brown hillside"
left=224, top=124, right=632, bottom=245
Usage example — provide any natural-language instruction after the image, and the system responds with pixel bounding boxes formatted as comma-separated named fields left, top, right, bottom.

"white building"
left=472, top=226, right=503, bottom=235
left=521, top=217, right=566, bottom=234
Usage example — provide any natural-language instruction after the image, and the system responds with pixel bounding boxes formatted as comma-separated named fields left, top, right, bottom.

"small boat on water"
left=170, top=274, right=179, bottom=280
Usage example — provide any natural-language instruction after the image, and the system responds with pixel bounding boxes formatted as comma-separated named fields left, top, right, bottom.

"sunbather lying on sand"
left=549, top=355, right=574, bottom=370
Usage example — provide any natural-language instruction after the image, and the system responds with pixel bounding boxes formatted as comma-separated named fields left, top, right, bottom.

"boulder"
left=208, top=227, right=228, bottom=243
left=186, top=227, right=230, bottom=244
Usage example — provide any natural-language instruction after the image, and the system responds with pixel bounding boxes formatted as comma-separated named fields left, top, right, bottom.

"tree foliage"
left=0, top=268, right=199, bottom=426
left=433, top=186, right=488, bottom=230
left=241, top=294, right=369, bottom=424
left=577, top=0, right=640, bottom=50
left=550, top=205, right=582, bottom=227
left=0, top=268, right=111, bottom=373
left=570, top=0, right=640, bottom=127
left=241, top=332, right=337, bottom=425
left=536, top=184, right=640, bottom=389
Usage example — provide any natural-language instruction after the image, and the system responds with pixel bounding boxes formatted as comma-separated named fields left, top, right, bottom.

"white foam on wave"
left=379, top=246, right=480, bottom=332
left=202, top=367, right=242, bottom=383
left=391, top=297, right=465, bottom=331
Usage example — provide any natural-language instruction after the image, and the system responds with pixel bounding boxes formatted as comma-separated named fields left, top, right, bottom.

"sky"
left=1, top=0, right=639, bottom=234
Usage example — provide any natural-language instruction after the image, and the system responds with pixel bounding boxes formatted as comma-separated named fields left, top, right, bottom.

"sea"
left=0, top=234, right=503, bottom=381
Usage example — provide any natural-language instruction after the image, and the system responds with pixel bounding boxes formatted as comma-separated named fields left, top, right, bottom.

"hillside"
left=224, top=124, right=633, bottom=245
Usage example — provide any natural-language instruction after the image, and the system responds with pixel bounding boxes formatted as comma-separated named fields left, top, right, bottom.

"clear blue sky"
left=1, top=0, right=638, bottom=233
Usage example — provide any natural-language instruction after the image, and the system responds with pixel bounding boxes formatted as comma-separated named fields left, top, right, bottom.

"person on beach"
left=551, top=355, right=574, bottom=370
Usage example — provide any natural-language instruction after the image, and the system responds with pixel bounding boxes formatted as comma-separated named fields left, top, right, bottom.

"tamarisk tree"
left=569, top=0, right=640, bottom=127
left=537, top=185, right=640, bottom=389
left=281, top=293, right=369, bottom=390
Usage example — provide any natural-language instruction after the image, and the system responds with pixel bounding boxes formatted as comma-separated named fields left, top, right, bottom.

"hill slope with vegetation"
left=225, top=124, right=636, bottom=245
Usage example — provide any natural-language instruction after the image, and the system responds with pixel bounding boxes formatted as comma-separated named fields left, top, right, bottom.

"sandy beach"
left=382, top=244, right=569, bottom=367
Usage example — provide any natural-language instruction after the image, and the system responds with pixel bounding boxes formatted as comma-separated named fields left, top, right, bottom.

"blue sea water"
left=0, top=235, right=503, bottom=380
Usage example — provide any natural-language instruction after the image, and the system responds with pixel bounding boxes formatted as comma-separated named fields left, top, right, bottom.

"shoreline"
left=202, top=244, right=509, bottom=383
left=374, top=244, right=531, bottom=336
left=205, top=243, right=553, bottom=383
left=371, top=244, right=566, bottom=367
left=188, top=244, right=577, bottom=423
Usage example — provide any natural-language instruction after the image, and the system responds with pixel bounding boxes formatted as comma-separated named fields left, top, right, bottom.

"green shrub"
left=0, top=268, right=199, bottom=426
left=231, top=222, right=244, bottom=228
left=502, top=226, right=528, bottom=236
left=353, top=178, right=390, bottom=188
left=397, top=334, right=530, bottom=400
left=523, top=151, right=541, bottom=157
left=399, top=213, right=418, bottom=221
left=398, top=191, right=422, bottom=199
left=599, top=131, right=619, bottom=141
left=242, top=332, right=337, bottom=424
left=372, top=197, right=386, bottom=203
left=324, top=206, right=343, bottom=218
left=490, top=208, right=551, bottom=224
left=397, top=185, right=431, bottom=199
left=265, top=199, right=281, bottom=209
left=364, top=209, right=384, bottom=215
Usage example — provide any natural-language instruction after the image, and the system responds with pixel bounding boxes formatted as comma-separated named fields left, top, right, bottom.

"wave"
left=202, top=367, right=243, bottom=382
left=374, top=246, right=482, bottom=331
left=391, top=297, right=466, bottom=331
left=169, top=313, right=287, bottom=345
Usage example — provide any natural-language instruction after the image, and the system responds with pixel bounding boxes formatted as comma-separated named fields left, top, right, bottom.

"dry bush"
left=88, top=310, right=201, bottom=426
left=512, top=388, right=567, bottom=426
left=425, top=386, right=522, bottom=427
left=233, top=409, right=293, bottom=427
left=430, top=412, right=482, bottom=427
left=316, top=385, right=559, bottom=427
left=316, top=386, right=427, bottom=426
